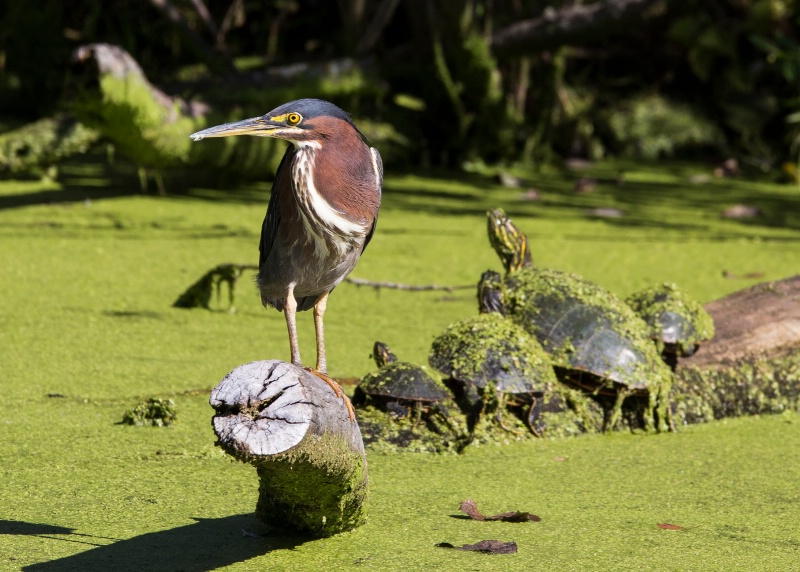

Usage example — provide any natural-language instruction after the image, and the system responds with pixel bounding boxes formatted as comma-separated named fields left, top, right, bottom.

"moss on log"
left=68, top=43, right=284, bottom=177
left=210, top=360, right=368, bottom=537
left=0, top=114, right=99, bottom=177
left=67, top=43, right=404, bottom=177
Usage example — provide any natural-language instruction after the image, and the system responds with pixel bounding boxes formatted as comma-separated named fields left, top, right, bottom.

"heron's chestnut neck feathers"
left=288, top=116, right=380, bottom=256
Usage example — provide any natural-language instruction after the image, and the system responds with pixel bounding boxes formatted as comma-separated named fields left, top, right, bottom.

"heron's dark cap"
left=268, top=98, right=356, bottom=129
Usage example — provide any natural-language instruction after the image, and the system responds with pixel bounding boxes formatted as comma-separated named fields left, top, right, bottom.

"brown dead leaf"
left=657, top=523, right=685, bottom=530
left=459, top=498, right=541, bottom=523
left=436, top=540, right=518, bottom=554
left=552, top=456, right=568, bottom=462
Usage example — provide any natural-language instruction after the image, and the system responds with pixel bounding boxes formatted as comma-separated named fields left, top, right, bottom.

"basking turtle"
left=354, top=341, right=450, bottom=421
left=485, top=208, right=674, bottom=432
left=429, top=277, right=558, bottom=436
left=626, top=282, right=715, bottom=370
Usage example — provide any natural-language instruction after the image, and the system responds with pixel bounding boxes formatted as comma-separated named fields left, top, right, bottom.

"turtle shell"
left=428, top=312, right=557, bottom=394
left=626, top=282, right=715, bottom=357
left=358, top=361, right=450, bottom=403
left=501, top=267, right=672, bottom=395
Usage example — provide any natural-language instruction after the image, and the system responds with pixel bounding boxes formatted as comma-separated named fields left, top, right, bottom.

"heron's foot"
left=305, top=368, right=356, bottom=422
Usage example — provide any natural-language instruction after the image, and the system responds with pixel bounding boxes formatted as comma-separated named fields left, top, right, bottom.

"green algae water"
left=1, top=158, right=798, bottom=570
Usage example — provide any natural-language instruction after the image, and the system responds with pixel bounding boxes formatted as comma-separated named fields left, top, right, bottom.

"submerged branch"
left=345, top=277, right=474, bottom=292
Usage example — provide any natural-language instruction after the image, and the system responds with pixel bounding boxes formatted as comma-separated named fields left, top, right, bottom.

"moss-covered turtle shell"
left=501, top=267, right=672, bottom=395
left=428, top=313, right=557, bottom=394
left=357, top=362, right=450, bottom=403
left=626, top=282, right=715, bottom=357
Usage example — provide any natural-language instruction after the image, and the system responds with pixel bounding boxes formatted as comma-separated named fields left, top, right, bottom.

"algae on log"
left=69, top=43, right=283, bottom=178
left=0, top=114, right=99, bottom=177
left=210, top=360, right=368, bottom=537
left=678, top=275, right=800, bottom=369
left=67, top=43, right=402, bottom=179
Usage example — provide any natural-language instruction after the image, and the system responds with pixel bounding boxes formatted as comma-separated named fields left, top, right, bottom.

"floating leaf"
left=459, top=498, right=541, bottom=523
left=436, top=540, right=518, bottom=554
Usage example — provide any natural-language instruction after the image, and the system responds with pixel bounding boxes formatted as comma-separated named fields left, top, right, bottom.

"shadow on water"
left=6, top=515, right=309, bottom=571
left=3, top=151, right=799, bottom=238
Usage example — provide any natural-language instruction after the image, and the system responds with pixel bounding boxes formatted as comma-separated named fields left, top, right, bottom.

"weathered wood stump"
left=210, top=360, right=368, bottom=537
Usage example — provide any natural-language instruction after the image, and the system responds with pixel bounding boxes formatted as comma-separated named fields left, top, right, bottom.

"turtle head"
left=478, top=270, right=506, bottom=316
left=372, top=341, right=398, bottom=367
left=487, top=208, right=533, bottom=274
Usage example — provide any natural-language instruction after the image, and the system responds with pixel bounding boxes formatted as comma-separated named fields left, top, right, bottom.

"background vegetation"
left=3, top=0, right=800, bottom=173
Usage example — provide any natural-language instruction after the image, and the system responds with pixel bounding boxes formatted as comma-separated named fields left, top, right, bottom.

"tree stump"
left=210, top=360, right=368, bottom=537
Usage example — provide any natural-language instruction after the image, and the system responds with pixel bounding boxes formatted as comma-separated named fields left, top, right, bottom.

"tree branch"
left=345, top=277, right=474, bottom=292
left=491, top=0, right=673, bottom=57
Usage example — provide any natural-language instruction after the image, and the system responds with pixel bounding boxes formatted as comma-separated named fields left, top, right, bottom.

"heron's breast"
left=290, top=147, right=370, bottom=258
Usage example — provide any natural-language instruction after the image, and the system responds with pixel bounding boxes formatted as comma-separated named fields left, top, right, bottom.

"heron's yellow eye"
left=286, top=113, right=302, bottom=125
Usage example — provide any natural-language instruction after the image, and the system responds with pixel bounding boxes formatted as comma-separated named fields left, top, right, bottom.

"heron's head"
left=190, top=98, right=361, bottom=147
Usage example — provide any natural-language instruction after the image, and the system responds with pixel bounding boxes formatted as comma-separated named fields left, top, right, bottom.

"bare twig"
left=217, top=0, right=245, bottom=52
left=356, top=0, right=402, bottom=54
left=146, top=0, right=234, bottom=72
left=491, top=0, right=673, bottom=57
left=345, top=277, right=474, bottom=292
left=189, top=0, right=218, bottom=38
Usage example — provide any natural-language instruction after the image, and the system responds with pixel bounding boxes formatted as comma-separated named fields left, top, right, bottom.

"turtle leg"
left=525, top=396, right=543, bottom=438
left=643, top=390, right=656, bottom=433
left=494, top=392, right=524, bottom=435
left=411, top=401, right=423, bottom=431
left=603, top=389, right=628, bottom=433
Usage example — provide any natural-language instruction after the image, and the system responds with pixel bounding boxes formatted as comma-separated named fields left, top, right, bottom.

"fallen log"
left=0, top=114, right=99, bottom=177
left=210, top=360, right=369, bottom=537
left=670, top=275, right=800, bottom=425
left=67, top=43, right=396, bottom=180
left=678, top=275, right=800, bottom=369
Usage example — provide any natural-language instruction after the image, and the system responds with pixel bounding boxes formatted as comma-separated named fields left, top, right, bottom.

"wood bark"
left=678, top=275, right=800, bottom=370
left=210, top=360, right=368, bottom=537
left=491, top=0, right=673, bottom=57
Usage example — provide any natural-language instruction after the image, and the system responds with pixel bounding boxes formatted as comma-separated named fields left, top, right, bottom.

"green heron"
left=190, top=99, right=382, bottom=419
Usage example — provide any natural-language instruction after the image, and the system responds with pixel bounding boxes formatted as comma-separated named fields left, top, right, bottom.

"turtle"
left=428, top=277, right=559, bottom=436
left=625, top=282, right=715, bottom=370
left=484, top=208, right=674, bottom=433
left=354, top=341, right=451, bottom=422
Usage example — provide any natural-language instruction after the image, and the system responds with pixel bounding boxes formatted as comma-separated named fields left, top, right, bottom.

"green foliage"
left=603, top=95, right=725, bottom=159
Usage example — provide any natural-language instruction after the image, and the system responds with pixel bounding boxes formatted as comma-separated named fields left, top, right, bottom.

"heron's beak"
left=189, top=116, right=282, bottom=141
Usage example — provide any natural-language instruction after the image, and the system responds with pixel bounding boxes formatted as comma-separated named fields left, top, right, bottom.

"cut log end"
left=210, top=360, right=368, bottom=537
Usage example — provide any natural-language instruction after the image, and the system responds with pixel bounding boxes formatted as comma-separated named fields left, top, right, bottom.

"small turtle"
left=429, top=279, right=558, bottom=436
left=354, top=342, right=450, bottom=422
left=485, top=208, right=674, bottom=432
left=626, top=282, right=715, bottom=370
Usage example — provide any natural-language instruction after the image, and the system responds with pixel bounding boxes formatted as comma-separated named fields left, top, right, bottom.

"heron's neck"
left=290, top=145, right=369, bottom=255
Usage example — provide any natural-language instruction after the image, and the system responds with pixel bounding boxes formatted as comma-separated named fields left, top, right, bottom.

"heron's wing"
left=259, top=145, right=295, bottom=270
left=361, top=147, right=383, bottom=254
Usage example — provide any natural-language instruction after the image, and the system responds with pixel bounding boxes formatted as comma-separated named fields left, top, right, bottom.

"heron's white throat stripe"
left=291, top=145, right=368, bottom=256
